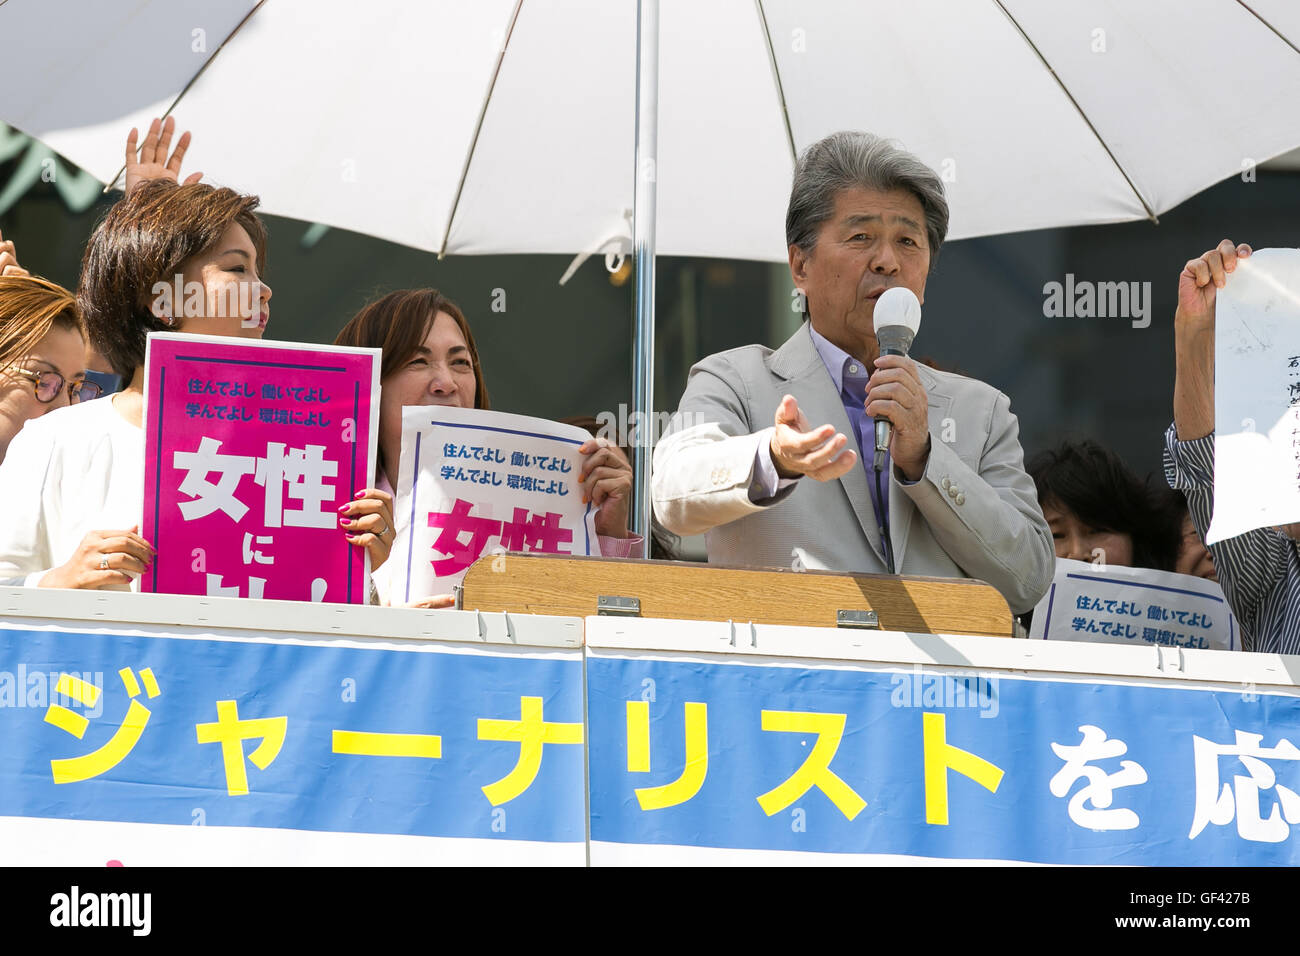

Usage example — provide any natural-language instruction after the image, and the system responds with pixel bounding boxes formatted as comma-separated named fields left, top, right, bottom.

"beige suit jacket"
left=652, top=322, right=1053, bottom=614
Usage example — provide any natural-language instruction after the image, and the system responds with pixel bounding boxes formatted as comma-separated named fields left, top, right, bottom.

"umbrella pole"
left=631, top=0, right=659, bottom=550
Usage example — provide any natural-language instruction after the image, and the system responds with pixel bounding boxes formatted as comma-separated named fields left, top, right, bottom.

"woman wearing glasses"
left=0, top=273, right=96, bottom=465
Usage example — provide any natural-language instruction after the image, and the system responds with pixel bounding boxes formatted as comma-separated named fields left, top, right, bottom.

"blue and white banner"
left=586, top=647, right=1300, bottom=866
left=4, top=601, right=1299, bottom=866
left=0, top=623, right=585, bottom=865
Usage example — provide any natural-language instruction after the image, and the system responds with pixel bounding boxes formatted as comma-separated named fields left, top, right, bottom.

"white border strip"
left=585, top=616, right=1300, bottom=689
left=0, top=816, right=583, bottom=867
left=0, top=588, right=581, bottom=648
left=588, top=841, right=1052, bottom=867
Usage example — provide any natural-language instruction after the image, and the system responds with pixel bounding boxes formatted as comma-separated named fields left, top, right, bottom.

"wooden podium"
left=459, top=554, right=1013, bottom=637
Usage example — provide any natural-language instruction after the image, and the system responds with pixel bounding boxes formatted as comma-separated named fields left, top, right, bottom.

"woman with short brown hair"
left=0, top=178, right=280, bottom=589
left=0, top=119, right=396, bottom=594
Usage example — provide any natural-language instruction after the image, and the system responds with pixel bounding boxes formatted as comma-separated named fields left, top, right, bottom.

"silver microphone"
left=871, top=287, right=922, bottom=471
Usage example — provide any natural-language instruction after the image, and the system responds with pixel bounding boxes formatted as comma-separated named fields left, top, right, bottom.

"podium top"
left=460, top=553, right=1014, bottom=637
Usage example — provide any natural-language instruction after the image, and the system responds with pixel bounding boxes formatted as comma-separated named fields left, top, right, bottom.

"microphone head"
left=873, top=287, right=922, bottom=337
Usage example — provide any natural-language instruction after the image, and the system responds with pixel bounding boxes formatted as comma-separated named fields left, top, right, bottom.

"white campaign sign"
left=1029, top=558, right=1237, bottom=651
left=1208, top=247, right=1300, bottom=544
left=391, top=406, right=597, bottom=604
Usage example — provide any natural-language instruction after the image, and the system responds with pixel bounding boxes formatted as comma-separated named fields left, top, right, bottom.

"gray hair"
left=785, top=131, right=949, bottom=267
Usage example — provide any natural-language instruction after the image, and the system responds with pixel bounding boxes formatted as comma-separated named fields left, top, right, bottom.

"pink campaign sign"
left=141, top=333, right=380, bottom=604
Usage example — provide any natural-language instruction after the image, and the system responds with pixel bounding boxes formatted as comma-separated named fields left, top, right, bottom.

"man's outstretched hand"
left=768, top=394, right=857, bottom=481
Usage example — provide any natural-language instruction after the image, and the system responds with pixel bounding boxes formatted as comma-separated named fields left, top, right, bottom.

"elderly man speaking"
left=652, top=131, right=1052, bottom=614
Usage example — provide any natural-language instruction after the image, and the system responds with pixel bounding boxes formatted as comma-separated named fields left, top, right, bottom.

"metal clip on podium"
left=458, top=554, right=1013, bottom=637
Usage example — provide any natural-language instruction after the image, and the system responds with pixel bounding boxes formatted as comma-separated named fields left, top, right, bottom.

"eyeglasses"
left=11, top=366, right=103, bottom=404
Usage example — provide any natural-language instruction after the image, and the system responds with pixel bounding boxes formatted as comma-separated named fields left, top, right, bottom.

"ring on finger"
left=377, top=522, right=390, bottom=538
left=97, top=555, right=110, bottom=571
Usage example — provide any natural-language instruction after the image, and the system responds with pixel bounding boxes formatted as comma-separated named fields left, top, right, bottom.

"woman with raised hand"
left=0, top=118, right=392, bottom=590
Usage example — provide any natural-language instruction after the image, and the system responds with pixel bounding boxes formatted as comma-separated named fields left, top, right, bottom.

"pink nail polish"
left=337, top=504, right=349, bottom=514
left=355, top=491, right=366, bottom=500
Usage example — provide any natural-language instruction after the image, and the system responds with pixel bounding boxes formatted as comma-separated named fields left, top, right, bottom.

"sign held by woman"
left=142, top=333, right=380, bottom=603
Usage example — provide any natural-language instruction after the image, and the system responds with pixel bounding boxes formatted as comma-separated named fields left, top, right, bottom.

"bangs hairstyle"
left=1028, top=440, right=1180, bottom=571
left=0, top=274, right=82, bottom=371
left=786, top=130, right=949, bottom=270
left=78, top=179, right=267, bottom=379
left=334, top=289, right=489, bottom=410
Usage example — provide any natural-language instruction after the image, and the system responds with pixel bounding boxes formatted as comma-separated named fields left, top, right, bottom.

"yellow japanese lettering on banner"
left=626, top=701, right=651, bottom=772
left=477, top=696, right=583, bottom=806
left=626, top=701, right=708, bottom=811
left=43, top=704, right=89, bottom=739
left=55, top=673, right=100, bottom=707
left=48, top=667, right=161, bottom=785
left=923, top=712, right=1004, bottom=825
left=756, top=710, right=866, bottom=820
left=333, top=730, right=442, bottom=759
left=195, top=700, right=288, bottom=796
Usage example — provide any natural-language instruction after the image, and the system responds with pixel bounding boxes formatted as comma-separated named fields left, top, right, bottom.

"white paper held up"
left=1208, top=248, right=1300, bottom=544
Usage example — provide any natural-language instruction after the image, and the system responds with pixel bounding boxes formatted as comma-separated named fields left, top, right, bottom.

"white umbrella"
left=4, top=0, right=1300, bottom=536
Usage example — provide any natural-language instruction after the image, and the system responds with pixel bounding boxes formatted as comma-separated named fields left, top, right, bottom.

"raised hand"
left=0, top=228, right=28, bottom=277
left=124, top=116, right=202, bottom=196
left=1173, top=239, right=1252, bottom=440
left=1177, top=238, right=1252, bottom=330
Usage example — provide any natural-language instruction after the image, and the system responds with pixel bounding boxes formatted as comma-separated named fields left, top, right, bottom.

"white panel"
left=1006, top=0, right=1300, bottom=214
left=170, top=0, right=514, bottom=252
left=654, top=0, right=794, bottom=260
left=446, top=0, right=635, bottom=256
left=763, top=0, right=1146, bottom=241
left=0, top=0, right=257, bottom=180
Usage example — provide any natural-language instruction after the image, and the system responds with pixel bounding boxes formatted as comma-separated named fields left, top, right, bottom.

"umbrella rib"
left=991, top=0, right=1158, bottom=223
left=101, top=0, right=268, bottom=193
left=1235, top=1, right=1300, bottom=56
left=437, top=0, right=526, bottom=260
left=754, top=0, right=798, bottom=164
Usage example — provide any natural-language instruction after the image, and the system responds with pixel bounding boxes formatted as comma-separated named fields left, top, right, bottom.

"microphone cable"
left=874, top=460, right=896, bottom=575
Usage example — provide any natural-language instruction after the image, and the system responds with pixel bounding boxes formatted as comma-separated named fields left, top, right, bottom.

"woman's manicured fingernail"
left=355, top=491, right=367, bottom=499
left=337, top=504, right=350, bottom=514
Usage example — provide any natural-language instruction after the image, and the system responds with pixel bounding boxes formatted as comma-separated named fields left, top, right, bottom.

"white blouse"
left=0, top=397, right=144, bottom=588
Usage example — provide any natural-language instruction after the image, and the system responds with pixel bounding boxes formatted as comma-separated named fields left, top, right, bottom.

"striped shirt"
left=1164, top=423, right=1300, bottom=655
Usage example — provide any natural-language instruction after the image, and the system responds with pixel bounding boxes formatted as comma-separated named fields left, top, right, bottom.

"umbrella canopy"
left=4, top=0, right=1300, bottom=262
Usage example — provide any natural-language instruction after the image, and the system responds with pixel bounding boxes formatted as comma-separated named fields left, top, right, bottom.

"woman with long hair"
left=335, top=289, right=639, bottom=605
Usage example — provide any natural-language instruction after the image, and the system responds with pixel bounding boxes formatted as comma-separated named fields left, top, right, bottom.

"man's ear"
left=788, top=243, right=808, bottom=287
